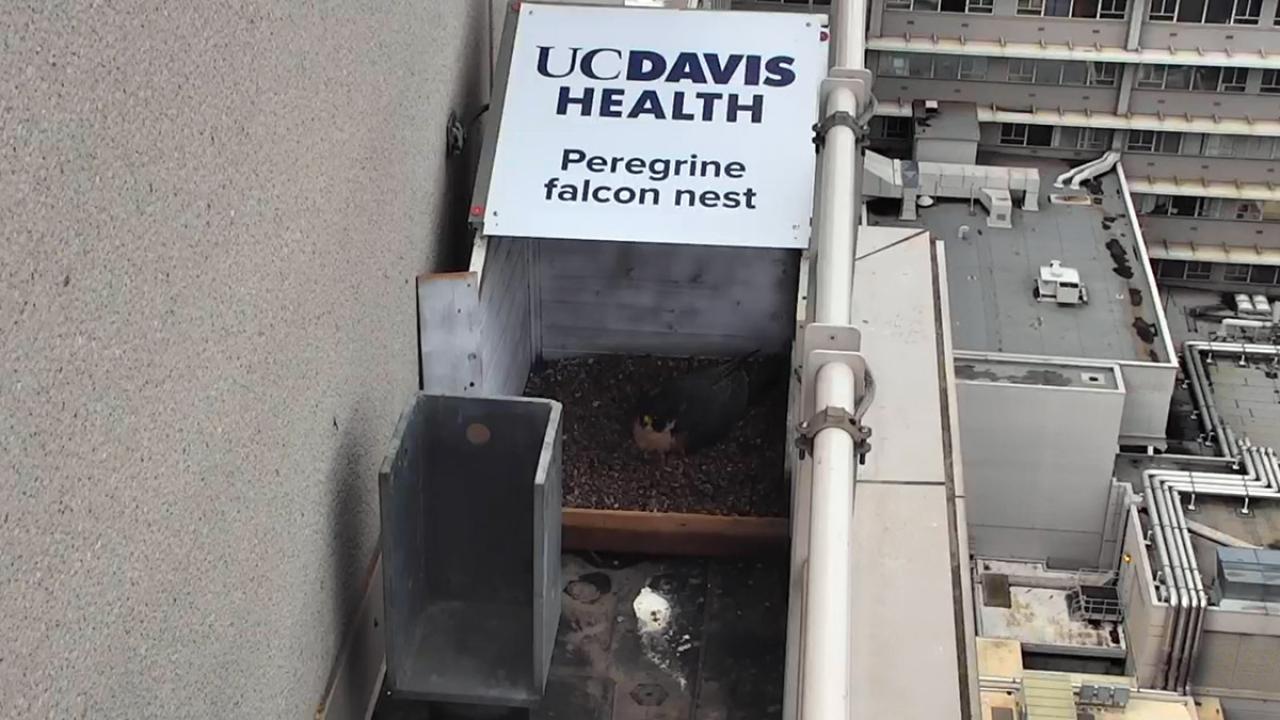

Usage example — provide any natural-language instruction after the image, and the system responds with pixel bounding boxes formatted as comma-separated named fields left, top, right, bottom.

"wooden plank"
left=562, top=508, right=789, bottom=557
left=314, top=552, right=385, bottom=720
left=478, top=236, right=531, bottom=396
left=529, top=239, right=544, bottom=362
left=418, top=272, right=482, bottom=395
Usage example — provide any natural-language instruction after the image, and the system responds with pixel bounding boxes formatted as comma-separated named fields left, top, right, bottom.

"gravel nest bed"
left=524, top=354, right=789, bottom=517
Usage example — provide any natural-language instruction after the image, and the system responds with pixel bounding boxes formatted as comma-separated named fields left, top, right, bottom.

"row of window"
left=878, top=54, right=1118, bottom=86
left=1136, top=194, right=1280, bottom=221
left=1126, top=132, right=1280, bottom=161
left=895, top=122, right=1280, bottom=164
left=878, top=54, right=1280, bottom=96
left=1149, top=0, right=1272, bottom=24
left=1155, top=260, right=1280, bottom=286
left=885, top=0, right=1280, bottom=23
left=886, top=0, right=1127, bottom=17
left=998, top=123, right=1114, bottom=151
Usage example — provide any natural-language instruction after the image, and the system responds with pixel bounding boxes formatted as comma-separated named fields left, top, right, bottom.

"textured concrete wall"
left=1, top=3, right=490, bottom=717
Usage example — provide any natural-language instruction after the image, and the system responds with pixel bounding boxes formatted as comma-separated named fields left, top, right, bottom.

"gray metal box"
left=1217, top=547, right=1280, bottom=604
left=378, top=393, right=563, bottom=707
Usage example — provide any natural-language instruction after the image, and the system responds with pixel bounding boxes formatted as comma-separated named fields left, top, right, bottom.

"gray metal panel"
left=479, top=236, right=533, bottom=397
left=378, top=393, right=562, bottom=706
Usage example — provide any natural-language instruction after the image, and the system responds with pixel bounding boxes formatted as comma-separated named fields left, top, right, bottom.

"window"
left=1168, top=66, right=1193, bottom=89
left=886, top=0, right=913, bottom=8
left=1016, top=0, right=1128, bottom=16
left=1233, top=0, right=1262, bottom=23
left=879, top=53, right=941, bottom=79
left=874, top=116, right=912, bottom=140
left=1224, top=264, right=1252, bottom=282
left=1100, top=0, right=1129, bottom=17
left=1155, top=132, right=1183, bottom=153
left=1201, top=134, right=1266, bottom=157
left=1250, top=266, right=1279, bottom=285
left=1263, top=70, right=1280, bottom=94
left=1137, top=65, right=1167, bottom=89
left=1150, top=0, right=1263, bottom=21
left=1000, top=123, right=1053, bottom=147
left=1136, top=64, right=1192, bottom=89
left=879, top=53, right=911, bottom=77
left=1220, top=67, right=1249, bottom=92
left=1000, top=124, right=1028, bottom=145
left=1009, top=59, right=1036, bottom=83
left=1156, top=260, right=1211, bottom=280
left=935, top=55, right=962, bottom=80
left=1058, top=127, right=1113, bottom=150
left=1150, top=0, right=1178, bottom=18
left=1131, top=128, right=1177, bottom=151
left=908, top=54, right=933, bottom=78
left=968, top=0, right=995, bottom=12
left=1036, top=60, right=1067, bottom=84
left=959, top=56, right=989, bottom=80
left=1232, top=200, right=1264, bottom=221
left=1186, top=262, right=1213, bottom=280
left=1167, top=196, right=1200, bottom=216
left=1009, top=60, right=1098, bottom=86
left=1089, top=63, right=1119, bottom=86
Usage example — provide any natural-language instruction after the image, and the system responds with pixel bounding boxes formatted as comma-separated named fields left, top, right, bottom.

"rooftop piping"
left=1138, top=340, right=1280, bottom=692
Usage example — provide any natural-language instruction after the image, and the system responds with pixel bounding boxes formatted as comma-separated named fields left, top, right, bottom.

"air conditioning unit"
left=1034, top=260, right=1088, bottom=305
left=923, top=99, right=940, bottom=114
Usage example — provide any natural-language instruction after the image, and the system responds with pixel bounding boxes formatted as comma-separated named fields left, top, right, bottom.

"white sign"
left=482, top=3, right=828, bottom=249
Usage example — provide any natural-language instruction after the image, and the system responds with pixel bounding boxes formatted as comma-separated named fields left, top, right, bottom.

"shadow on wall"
left=321, top=3, right=493, bottom=715
left=433, top=2, right=491, bottom=275
left=321, top=417, right=381, bottom=713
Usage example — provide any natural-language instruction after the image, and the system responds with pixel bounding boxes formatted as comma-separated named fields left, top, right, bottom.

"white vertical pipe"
left=802, top=2, right=866, bottom=718
left=800, top=362, right=857, bottom=720
left=833, top=0, right=866, bottom=67
left=813, top=87, right=858, bottom=327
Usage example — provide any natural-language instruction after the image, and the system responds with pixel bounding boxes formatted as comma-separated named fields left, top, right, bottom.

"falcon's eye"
left=642, top=414, right=653, bottom=427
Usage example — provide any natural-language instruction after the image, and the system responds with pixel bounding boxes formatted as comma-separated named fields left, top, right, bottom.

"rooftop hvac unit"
left=1034, top=260, right=1088, bottom=306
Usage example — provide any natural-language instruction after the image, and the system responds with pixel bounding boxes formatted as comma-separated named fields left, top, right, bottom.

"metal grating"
left=1022, top=671, right=1077, bottom=719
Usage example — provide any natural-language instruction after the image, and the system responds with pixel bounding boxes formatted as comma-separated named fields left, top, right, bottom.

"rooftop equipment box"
left=378, top=394, right=563, bottom=707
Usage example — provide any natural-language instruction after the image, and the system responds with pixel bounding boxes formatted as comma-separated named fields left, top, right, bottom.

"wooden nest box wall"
left=418, top=234, right=802, bottom=398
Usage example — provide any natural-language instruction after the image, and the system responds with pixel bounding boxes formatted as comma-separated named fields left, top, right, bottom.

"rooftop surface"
left=868, top=154, right=1165, bottom=364
left=975, top=560, right=1126, bottom=657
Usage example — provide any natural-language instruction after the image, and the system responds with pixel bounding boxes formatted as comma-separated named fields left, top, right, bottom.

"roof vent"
left=1035, top=261, right=1088, bottom=306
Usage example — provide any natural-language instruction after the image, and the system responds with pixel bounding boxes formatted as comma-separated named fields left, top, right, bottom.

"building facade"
left=851, top=0, right=1280, bottom=290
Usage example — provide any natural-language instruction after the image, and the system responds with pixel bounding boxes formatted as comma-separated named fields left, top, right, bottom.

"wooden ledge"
left=562, top=507, right=789, bottom=557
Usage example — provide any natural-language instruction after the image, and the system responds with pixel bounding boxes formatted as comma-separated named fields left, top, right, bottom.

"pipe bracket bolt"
left=795, top=407, right=872, bottom=465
